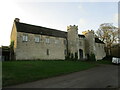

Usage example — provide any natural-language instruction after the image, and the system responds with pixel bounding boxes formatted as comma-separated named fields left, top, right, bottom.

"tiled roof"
left=78, top=34, right=85, bottom=38
left=15, top=21, right=85, bottom=38
left=95, top=38, right=104, bottom=44
left=15, top=22, right=67, bottom=38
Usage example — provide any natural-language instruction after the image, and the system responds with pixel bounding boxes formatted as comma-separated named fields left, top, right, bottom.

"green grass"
left=95, top=60, right=112, bottom=64
left=2, top=60, right=112, bottom=87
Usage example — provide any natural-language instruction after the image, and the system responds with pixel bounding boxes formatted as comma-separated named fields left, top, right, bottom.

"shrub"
left=89, top=53, right=96, bottom=61
left=65, top=52, right=78, bottom=61
left=71, top=53, right=74, bottom=60
left=65, top=52, right=71, bottom=60
left=75, top=52, right=78, bottom=60
left=102, top=55, right=112, bottom=61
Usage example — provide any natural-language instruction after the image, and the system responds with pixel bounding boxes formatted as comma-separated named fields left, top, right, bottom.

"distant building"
left=10, top=18, right=106, bottom=60
left=0, top=46, right=10, bottom=61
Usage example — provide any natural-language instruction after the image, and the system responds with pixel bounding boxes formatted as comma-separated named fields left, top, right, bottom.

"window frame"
left=46, top=38, right=50, bottom=44
left=22, top=34, right=28, bottom=42
left=35, top=36, right=40, bottom=43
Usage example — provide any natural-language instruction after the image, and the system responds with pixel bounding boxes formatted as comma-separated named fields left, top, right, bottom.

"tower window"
left=64, top=49, right=67, bottom=55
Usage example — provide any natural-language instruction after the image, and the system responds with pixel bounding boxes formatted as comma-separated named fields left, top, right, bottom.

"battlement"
left=82, top=30, right=94, bottom=35
left=67, top=25, right=78, bottom=31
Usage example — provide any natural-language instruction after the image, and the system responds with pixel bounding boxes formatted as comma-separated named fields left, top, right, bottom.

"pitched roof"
left=1, top=46, right=10, bottom=52
left=78, top=34, right=85, bottom=38
left=95, top=38, right=104, bottom=44
left=15, top=22, right=67, bottom=38
left=15, top=21, right=85, bottom=38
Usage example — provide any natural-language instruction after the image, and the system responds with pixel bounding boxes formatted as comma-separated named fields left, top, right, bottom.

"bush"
left=102, top=55, right=113, bottom=61
left=89, top=53, right=96, bottom=61
left=65, top=52, right=78, bottom=61
left=70, top=53, right=74, bottom=60
left=75, top=52, right=78, bottom=60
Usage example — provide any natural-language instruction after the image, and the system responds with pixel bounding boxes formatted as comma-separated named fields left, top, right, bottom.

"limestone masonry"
left=11, top=18, right=106, bottom=60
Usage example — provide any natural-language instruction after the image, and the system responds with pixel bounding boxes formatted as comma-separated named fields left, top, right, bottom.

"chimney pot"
left=14, top=18, right=20, bottom=22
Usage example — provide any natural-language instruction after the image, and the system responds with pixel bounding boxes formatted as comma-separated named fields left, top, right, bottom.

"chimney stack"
left=14, top=18, right=20, bottom=22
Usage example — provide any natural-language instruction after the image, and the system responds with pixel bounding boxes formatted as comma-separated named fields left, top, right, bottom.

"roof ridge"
left=15, top=22, right=67, bottom=38
left=17, top=22, right=67, bottom=33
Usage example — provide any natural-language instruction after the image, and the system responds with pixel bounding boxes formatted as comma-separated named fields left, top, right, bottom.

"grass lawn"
left=96, top=60, right=112, bottom=64
left=2, top=60, right=112, bottom=87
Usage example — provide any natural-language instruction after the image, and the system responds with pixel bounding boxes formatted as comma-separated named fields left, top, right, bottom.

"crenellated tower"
left=82, top=30, right=95, bottom=55
left=67, top=25, right=79, bottom=58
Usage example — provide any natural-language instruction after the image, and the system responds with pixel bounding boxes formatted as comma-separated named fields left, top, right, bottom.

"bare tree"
left=96, top=23, right=118, bottom=55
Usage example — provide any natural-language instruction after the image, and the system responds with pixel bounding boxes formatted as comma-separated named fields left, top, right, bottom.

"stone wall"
left=10, top=20, right=106, bottom=60
left=95, top=43, right=106, bottom=60
left=15, top=32, right=66, bottom=60
left=67, top=25, right=79, bottom=58
left=83, top=30, right=106, bottom=60
left=78, top=37, right=86, bottom=59
left=83, top=30, right=95, bottom=54
left=10, top=22, right=17, bottom=49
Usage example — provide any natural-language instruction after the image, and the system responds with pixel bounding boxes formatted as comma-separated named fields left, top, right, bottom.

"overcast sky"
left=0, top=0, right=119, bottom=46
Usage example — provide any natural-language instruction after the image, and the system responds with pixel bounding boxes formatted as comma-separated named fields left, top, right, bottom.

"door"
left=79, top=49, right=83, bottom=59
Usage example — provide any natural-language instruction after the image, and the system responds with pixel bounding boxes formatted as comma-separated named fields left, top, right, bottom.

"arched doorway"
left=79, top=49, right=83, bottom=59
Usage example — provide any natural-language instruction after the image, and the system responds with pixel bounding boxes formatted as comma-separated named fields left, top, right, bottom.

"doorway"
left=79, top=49, right=83, bottom=59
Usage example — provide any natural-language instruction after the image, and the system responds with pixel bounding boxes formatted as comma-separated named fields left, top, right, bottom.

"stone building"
left=0, top=46, right=10, bottom=61
left=11, top=18, right=106, bottom=60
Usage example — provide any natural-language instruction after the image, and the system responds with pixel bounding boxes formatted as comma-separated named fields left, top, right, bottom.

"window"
left=46, top=38, right=50, bottom=44
left=64, top=49, right=67, bottom=55
left=35, top=36, right=40, bottom=42
left=47, top=49, right=49, bottom=55
left=22, top=35, right=28, bottom=41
